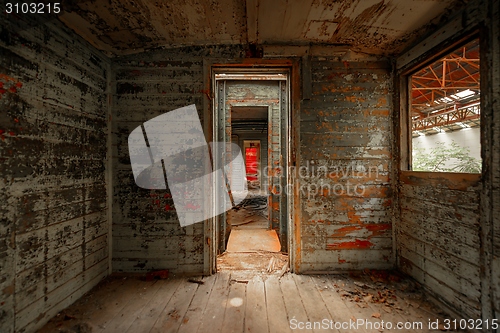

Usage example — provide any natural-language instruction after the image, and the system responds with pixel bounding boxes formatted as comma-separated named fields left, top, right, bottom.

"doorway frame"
left=202, top=59, right=301, bottom=275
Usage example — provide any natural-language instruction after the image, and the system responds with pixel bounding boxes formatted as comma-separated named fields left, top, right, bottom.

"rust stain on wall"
left=327, top=239, right=374, bottom=250
left=299, top=59, right=393, bottom=271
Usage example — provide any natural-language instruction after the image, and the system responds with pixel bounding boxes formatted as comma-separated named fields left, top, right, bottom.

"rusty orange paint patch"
left=327, top=239, right=374, bottom=250
left=345, top=95, right=366, bottom=103
left=316, top=122, right=335, bottom=132
left=0, top=74, right=17, bottom=82
left=330, top=224, right=391, bottom=238
left=375, top=96, right=388, bottom=107
left=338, top=199, right=363, bottom=224
left=0, top=75, right=22, bottom=96
left=331, top=225, right=362, bottom=237
left=347, top=210, right=362, bottom=224
left=365, top=223, right=391, bottom=237
left=365, top=224, right=391, bottom=232
left=371, top=109, right=390, bottom=116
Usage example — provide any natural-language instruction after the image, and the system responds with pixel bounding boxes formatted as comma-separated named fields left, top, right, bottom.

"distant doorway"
left=210, top=69, right=291, bottom=274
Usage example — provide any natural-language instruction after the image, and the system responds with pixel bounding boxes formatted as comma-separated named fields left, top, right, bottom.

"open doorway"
left=211, top=70, right=291, bottom=275
left=226, top=113, right=278, bottom=257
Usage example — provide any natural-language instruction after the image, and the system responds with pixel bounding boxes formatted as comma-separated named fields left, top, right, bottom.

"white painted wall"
left=413, top=127, right=481, bottom=160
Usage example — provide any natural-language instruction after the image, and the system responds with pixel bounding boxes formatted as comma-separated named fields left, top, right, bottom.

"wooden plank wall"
left=112, top=53, right=395, bottom=275
left=0, top=15, right=110, bottom=333
left=394, top=0, right=500, bottom=322
left=112, top=46, right=245, bottom=274
left=397, top=173, right=481, bottom=319
left=298, top=60, right=393, bottom=272
left=268, top=102, right=282, bottom=232
left=484, top=0, right=500, bottom=323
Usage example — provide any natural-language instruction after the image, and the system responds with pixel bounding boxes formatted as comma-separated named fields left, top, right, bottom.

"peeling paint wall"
left=397, top=173, right=481, bottom=318
left=394, top=0, right=500, bottom=322
left=112, top=45, right=245, bottom=274
left=0, top=14, right=110, bottom=333
left=113, top=50, right=394, bottom=273
left=299, top=60, right=393, bottom=272
left=487, top=0, right=500, bottom=322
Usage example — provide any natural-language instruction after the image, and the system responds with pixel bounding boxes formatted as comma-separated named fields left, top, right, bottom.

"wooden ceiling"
left=57, top=0, right=467, bottom=57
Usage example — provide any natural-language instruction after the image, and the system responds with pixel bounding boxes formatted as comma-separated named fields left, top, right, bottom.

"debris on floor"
left=37, top=272, right=460, bottom=333
left=217, top=250, right=289, bottom=275
left=326, top=269, right=451, bottom=323
left=145, top=269, right=169, bottom=281
left=232, top=195, right=268, bottom=213
left=228, top=193, right=269, bottom=228
left=187, top=278, right=205, bottom=284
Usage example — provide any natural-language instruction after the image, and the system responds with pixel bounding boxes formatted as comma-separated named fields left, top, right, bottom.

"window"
left=408, top=38, right=481, bottom=173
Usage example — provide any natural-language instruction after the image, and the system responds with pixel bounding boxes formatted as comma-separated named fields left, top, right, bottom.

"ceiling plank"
left=246, top=0, right=259, bottom=43
left=280, top=0, right=315, bottom=41
left=258, top=0, right=288, bottom=42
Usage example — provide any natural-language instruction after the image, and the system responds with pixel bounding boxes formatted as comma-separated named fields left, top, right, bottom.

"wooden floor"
left=38, top=270, right=457, bottom=333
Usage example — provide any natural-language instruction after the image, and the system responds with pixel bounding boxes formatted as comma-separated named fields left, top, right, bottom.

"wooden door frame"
left=202, top=59, right=301, bottom=275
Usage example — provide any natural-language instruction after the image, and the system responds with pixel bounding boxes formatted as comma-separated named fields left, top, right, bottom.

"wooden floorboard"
left=310, top=275, right=366, bottom=333
left=38, top=272, right=457, bottom=333
left=196, top=272, right=231, bottom=333
left=244, top=276, right=269, bottom=333
left=150, top=279, right=199, bottom=333
left=279, top=274, right=313, bottom=333
left=126, top=278, right=183, bottom=333
left=104, top=280, right=163, bottom=333
left=94, top=278, right=157, bottom=333
left=265, top=276, right=293, bottom=333
left=331, top=275, right=382, bottom=332
left=177, top=275, right=217, bottom=333
left=221, top=281, right=247, bottom=333
left=292, top=275, right=340, bottom=333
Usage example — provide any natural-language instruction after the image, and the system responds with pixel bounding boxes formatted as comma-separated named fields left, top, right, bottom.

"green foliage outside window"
left=412, top=141, right=481, bottom=173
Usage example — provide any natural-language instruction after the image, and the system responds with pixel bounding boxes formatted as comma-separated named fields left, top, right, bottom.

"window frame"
left=398, top=32, right=482, bottom=173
